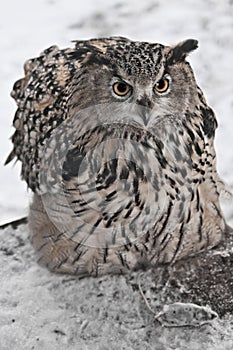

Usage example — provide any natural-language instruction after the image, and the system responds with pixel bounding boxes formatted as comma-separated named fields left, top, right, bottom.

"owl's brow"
left=100, top=41, right=166, bottom=77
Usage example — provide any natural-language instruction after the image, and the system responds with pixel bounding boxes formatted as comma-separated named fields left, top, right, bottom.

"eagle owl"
left=6, top=37, right=228, bottom=277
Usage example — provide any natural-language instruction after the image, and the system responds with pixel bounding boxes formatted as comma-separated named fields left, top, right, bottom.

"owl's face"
left=69, top=38, right=200, bottom=133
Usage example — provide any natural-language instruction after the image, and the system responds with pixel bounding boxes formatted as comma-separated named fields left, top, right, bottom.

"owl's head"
left=36, top=37, right=217, bottom=194
left=68, top=37, right=201, bottom=131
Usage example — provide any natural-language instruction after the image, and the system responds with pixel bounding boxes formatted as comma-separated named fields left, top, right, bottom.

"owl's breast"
left=34, top=121, right=226, bottom=271
left=47, top=124, right=192, bottom=248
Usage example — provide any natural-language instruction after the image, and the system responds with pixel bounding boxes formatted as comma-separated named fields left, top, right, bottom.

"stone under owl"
left=6, top=37, right=228, bottom=277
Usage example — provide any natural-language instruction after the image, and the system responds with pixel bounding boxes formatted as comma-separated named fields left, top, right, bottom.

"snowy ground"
left=0, top=1, right=233, bottom=349
left=0, top=219, right=233, bottom=349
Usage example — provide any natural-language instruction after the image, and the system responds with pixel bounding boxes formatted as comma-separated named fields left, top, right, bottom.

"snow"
left=0, top=223, right=233, bottom=349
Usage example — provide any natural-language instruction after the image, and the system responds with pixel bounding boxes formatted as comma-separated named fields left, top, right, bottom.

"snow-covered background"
left=1, top=0, right=233, bottom=225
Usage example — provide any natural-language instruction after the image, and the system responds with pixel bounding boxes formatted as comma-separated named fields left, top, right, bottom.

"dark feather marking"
left=212, top=203, right=222, bottom=217
left=73, top=208, right=87, bottom=215
left=170, top=223, right=185, bottom=263
left=100, top=163, right=110, bottom=178
left=37, top=242, right=48, bottom=252
left=187, top=128, right=195, bottom=142
left=118, top=252, right=125, bottom=266
left=139, top=202, right=145, bottom=211
left=134, top=244, right=139, bottom=252
left=133, top=177, right=139, bottom=193
left=155, top=149, right=167, bottom=169
left=94, top=217, right=102, bottom=227
left=198, top=214, right=203, bottom=243
left=104, top=175, right=117, bottom=188
left=135, top=193, right=140, bottom=206
left=201, top=106, right=217, bottom=138
left=186, top=209, right=191, bottom=223
left=125, top=201, right=133, bottom=210
left=106, top=190, right=117, bottom=201
left=56, top=257, right=69, bottom=269
left=194, top=142, right=202, bottom=157
left=155, top=201, right=173, bottom=239
left=103, top=247, right=108, bottom=263
left=120, top=167, right=129, bottom=180
left=124, top=207, right=133, bottom=219
left=111, top=229, right=117, bottom=245
left=71, top=199, right=81, bottom=204
left=142, top=243, right=149, bottom=251
left=96, top=185, right=105, bottom=191
left=124, top=243, right=130, bottom=251
left=196, top=189, right=200, bottom=211
left=74, top=242, right=82, bottom=251
left=64, top=187, right=79, bottom=192
left=72, top=250, right=86, bottom=265
left=105, top=208, right=123, bottom=227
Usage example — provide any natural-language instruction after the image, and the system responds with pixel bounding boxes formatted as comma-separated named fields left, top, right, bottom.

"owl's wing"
left=5, top=43, right=87, bottom=192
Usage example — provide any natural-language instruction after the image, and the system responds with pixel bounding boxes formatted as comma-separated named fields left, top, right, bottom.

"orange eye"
left=154, top=77, right=170, bottom=94
left=113, top=82, right=131, bottom=97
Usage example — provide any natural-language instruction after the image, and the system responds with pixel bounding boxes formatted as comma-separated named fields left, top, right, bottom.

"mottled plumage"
left=6, top=37, right=228, bottom=276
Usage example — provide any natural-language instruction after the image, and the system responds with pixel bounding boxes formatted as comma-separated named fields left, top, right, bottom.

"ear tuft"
left=167, top=39, right=198, bottom=64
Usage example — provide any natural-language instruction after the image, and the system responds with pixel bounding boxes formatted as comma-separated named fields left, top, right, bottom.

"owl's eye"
left=154, top=77, right=170, bottom=94
left=113, top=81, right=131, bottom=97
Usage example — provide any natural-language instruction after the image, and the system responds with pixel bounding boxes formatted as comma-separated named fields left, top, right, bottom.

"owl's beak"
left=136, top=95, right=153, bottom=126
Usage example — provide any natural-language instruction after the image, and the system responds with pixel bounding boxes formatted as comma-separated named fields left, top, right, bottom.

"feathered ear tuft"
left=167, top=39, right=198, bottom=65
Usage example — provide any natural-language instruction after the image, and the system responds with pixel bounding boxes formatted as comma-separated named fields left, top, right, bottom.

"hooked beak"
left=136, top=94, right=153, bottom=126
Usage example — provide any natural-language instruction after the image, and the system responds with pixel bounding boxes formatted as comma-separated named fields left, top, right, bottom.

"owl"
left=6, top=37, right=228, bottom=277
